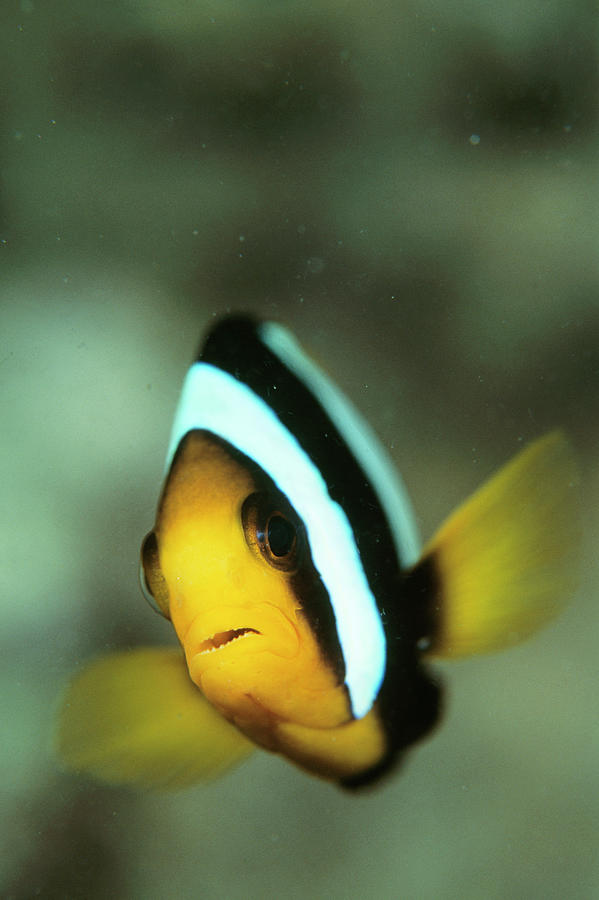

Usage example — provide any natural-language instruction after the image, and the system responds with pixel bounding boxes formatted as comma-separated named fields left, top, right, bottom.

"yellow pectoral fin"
left=56, top=647, right=254, bottom=790
left=421, top=431, right=580, bottom=658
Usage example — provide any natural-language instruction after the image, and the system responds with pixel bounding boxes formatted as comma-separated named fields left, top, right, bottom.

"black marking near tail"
left=341, top=674, right=442, bottom=790
left=402, top=553, right=443, bottom=648
left=341, top=557, right=443, bottom=788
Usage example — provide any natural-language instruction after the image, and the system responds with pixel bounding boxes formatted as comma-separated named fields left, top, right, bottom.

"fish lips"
left=179, top=603, right=301, bottom=667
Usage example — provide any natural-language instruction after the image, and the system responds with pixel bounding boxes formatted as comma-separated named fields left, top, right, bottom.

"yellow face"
left=141, top=431, right=352, bottom=751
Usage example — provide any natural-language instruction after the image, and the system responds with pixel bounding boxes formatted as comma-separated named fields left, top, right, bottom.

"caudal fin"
left=56, top=647, right=254, bottom=790
left=414, top=431, right=580, bottom=658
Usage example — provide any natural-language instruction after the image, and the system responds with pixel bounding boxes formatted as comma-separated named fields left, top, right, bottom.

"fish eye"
left=139, top=530, right=170, bottom=619
left=242, top=492, right=303, bottom=573
left=266, top=513, right=296, bottom=558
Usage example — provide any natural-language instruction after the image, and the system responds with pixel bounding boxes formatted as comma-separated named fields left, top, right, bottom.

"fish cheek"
left=239, top=487, right=346, bottom=687
left=289, top=559, right=346, bottom=688
left=179, top=556, right=350, bottom=732
left=229, top=520, right=352, bottom=729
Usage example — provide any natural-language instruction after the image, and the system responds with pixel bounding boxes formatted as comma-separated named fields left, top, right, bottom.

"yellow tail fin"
left=56, top=647, right=254, bottom=790
left=420, top=431, right=580, bottom=658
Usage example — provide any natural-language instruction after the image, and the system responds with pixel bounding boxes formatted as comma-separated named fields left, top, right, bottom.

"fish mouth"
left=196, top=627, right=260, bottom=655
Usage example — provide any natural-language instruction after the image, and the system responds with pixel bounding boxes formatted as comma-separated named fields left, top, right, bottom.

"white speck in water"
left=469, top=134, right=481, bottom=145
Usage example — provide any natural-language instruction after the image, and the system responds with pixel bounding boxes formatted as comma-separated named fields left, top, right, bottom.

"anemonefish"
left=57, top=316, right=580, bottom=790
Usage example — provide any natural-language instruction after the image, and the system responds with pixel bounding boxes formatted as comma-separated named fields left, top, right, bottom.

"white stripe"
left=260, top=322, right=421, bottom=566
left=166, top=362, right=386, bottom=719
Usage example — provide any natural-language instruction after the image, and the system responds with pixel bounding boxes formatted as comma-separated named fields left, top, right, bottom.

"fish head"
left=141, top=430, right=352, bottom=744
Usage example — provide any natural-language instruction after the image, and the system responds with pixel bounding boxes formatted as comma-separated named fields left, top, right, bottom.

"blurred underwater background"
left=1, top=0, right=598, bottom=897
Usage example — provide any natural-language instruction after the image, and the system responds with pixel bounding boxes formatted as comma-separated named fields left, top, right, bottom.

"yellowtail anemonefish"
left=57, top=315, right=580, bottom=790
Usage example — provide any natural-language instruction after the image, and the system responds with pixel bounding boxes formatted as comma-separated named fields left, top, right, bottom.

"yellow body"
left=154, top=432, right=386, bottom=777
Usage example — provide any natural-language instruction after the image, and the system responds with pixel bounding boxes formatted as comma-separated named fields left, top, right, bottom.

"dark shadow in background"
left=55, top=24, right=357, bottom=152
left=438, top=19, right=599, bottom=151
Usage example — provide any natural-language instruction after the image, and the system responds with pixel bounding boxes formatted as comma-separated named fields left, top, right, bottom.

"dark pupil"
left=267, top=514, right=296, bottom=557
